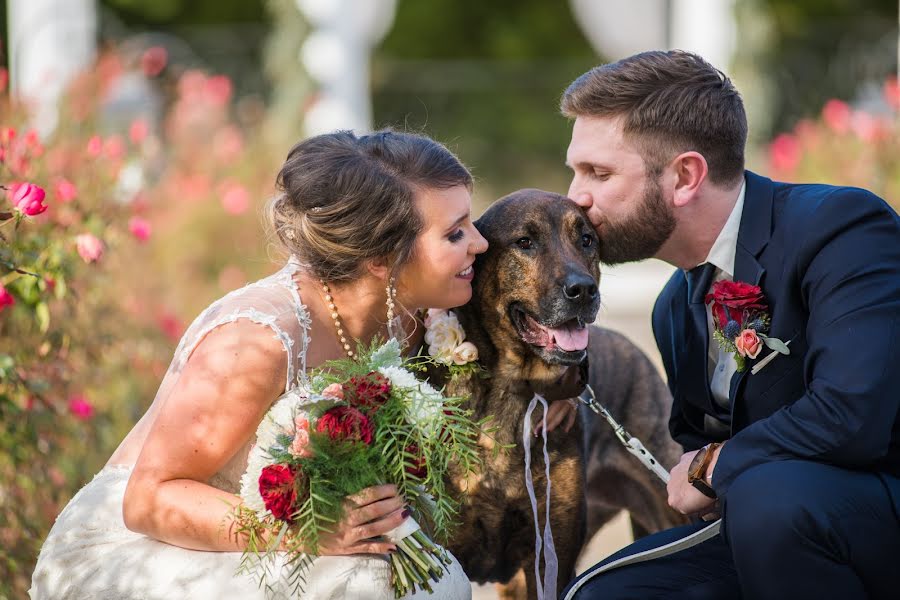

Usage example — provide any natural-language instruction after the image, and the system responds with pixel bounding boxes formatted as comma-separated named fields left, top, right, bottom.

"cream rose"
left=425, top=315, right=464, bottom=364
left=451, top=341, right=479, bottom=365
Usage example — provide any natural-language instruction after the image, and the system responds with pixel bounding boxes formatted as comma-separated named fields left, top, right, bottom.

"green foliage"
left=374, top=0, right=599, bottom=202
left=750, top=0, right=897, bottom=135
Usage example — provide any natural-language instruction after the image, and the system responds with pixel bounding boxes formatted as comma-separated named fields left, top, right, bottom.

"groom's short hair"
left=561, top=50, right=747, bottom=186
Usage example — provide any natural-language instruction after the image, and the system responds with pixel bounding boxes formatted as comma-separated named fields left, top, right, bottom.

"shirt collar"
left=702, top=178, right=746, bottom=278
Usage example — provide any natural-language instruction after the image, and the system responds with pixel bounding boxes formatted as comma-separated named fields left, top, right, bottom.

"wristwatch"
left=687, top=442, right=720, bottom=499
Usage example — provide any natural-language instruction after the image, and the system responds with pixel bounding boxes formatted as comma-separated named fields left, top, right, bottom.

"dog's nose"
left=562, top=273, right=598, bottom=301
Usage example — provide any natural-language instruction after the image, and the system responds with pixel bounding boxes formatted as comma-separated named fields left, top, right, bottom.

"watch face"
left=687, top=447, right=709, bottom=482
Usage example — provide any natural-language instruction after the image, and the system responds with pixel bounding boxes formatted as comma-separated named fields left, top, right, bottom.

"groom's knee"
left=722, top=461, right=833, bottom=561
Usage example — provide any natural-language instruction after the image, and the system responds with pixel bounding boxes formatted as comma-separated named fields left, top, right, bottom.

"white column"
left=568, top=0, right=736, bottom=70
left=296, top=0, right=396, bottom=136
left=669, top=0, right=737, bottom=72
left=7, top=0, right=97, bottom=136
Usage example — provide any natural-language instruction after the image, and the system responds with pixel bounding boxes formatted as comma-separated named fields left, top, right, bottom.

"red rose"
left=258, top=464, right=302, bottom=522
left=404, top=444, right=427, bottom=479
left=316, top=406, right=374, bottom=445
left=342, top=371, right=391, bottom=412
left=705, top=280, right=768, bottom=329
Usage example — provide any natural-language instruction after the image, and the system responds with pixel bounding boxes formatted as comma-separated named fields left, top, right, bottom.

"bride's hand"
left=316, top=484, right=407, bottom=555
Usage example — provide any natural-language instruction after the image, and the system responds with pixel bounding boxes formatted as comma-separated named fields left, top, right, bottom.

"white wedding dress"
left=30, top=259, right=471, bottom=600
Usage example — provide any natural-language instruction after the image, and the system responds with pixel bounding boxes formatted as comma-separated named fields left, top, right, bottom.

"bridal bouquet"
left=233, top=339, right=486, bottom=598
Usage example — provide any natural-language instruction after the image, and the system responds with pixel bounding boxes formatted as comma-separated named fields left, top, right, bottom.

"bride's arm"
left=122, top=319, right=406, bottom=553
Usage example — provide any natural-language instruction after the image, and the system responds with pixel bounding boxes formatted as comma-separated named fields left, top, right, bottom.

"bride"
left=30, top=130, right=488, bottom=599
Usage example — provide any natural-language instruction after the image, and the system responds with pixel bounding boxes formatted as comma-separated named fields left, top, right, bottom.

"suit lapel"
left=728, top=172, right=775, bottom=411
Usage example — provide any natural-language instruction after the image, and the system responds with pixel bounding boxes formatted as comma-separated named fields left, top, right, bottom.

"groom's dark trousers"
left=565, top=462, right=900, bottom=599
left=568, top=172, right=900, bottom=599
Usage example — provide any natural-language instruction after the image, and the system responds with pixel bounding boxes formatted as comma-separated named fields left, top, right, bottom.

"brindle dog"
left=429, top=189, right=685, bottom=600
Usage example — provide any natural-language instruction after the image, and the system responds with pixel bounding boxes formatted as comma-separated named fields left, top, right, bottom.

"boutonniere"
left=422, top=309, right=486, bottom=379
left=705, top=280, right=790, bottom=372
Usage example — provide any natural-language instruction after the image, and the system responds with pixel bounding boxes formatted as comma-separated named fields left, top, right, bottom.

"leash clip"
left=577, top=384, right=671, bottom=484
left=577, top=384, right=631, bottom=446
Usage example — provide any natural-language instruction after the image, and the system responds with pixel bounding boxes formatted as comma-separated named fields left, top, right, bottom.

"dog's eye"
left=515, top=237, right=533, bottom=250
left=582, top=234, right=594, bottom=248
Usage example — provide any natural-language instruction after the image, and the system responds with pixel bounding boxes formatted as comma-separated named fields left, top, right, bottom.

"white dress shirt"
left=700, top=180, right=747, bottom=412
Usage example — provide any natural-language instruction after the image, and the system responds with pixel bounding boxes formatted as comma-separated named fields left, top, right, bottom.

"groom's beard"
left=598, top=176, right=675, bottom=265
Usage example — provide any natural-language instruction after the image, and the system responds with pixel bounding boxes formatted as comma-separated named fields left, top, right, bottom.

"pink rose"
left=0, top=284, right=15, bottom=311
left=321, top=383, right=344, bottom=400
left=11, top=183, right=47, bottom=216
left=86, top=135, right=103, bottom=157
left=54, top=178, right=77, bottom=203
left=141, top=46, right=168, bottom=77
left=289, top=417, right=312, bottom=458
left=128, top=216, right=152, bottom=242
left=735, top=329, right=763, bottom=359
left=75, top=233, right=104, bottom=263
left=129, top=119, right=149, bottom=145
left=221, top=184, right=250, bottom=215
left=68, top=395, right=94, bottom=420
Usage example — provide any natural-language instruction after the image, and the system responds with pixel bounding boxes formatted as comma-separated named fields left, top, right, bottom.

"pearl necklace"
left=320, top=280, right=354, bottom=359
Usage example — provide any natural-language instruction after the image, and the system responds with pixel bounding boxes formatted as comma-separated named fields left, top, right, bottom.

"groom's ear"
left=670, top=151, right=708, bottom=208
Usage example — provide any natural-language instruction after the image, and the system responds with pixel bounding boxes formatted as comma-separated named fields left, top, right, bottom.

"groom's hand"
left=667, top=450, right=718, bottom=516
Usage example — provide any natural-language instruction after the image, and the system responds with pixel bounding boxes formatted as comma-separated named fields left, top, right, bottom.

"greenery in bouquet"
left=233, top=339, right=491, bottom=598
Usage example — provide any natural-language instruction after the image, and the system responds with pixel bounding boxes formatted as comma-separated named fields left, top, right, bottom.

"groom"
left=560, top=50, right=900, bottom=599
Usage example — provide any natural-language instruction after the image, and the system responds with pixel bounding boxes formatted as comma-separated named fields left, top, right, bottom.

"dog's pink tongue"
left=550, top=324, right=589, bottom=352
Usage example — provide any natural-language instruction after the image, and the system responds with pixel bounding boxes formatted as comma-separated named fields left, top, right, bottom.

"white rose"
left=451, top=341, right=479, bottom=365
left=423, top=308, right=449, bottom=328
left=425, top=317, right=464, bottom=364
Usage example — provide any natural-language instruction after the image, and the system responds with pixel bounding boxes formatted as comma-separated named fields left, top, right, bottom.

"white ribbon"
left=384, top=515, right=421, bottom=543
left=523, top=393, right=559, bottom=600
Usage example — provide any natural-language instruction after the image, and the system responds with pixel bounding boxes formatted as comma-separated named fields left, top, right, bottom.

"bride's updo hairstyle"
left=268, top=130, right=473, bottom=283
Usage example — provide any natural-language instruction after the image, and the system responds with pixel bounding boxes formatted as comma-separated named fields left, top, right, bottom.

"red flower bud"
left=342, top=371, right=391, bottom=413
left=316, top=406, right=373, bottom=445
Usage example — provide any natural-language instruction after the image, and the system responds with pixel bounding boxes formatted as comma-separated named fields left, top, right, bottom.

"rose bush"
left=1, top=44, right=291, bottom=597
left=765, top=77, right=900, bottom=210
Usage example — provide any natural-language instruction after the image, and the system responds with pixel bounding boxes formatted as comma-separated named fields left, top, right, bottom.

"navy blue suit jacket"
left=651, top=171, right=900, bottom=505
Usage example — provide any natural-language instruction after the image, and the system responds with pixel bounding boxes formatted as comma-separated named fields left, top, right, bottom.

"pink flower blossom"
left=75, top=233, right=104, bottom=263
left=68, top=395, right=94, bottom=420
left=54, top=178, right=77, bottom=203
left=768, top=133, right=801, bottom=174
left=884, top=77, right=900, bottom=110
left=129, top=119, right=149, bottom=145
left=289, top=417, right=313, bottom=458
left=87, top=135, right=103, bottom=157
left=221, top=183, right=250, bottom=215
left=11, top=182, right=48, bottom=216
left=213, top=126, right=244, bottom=163
left=0, top=284, right=14, bottom=311
left=157, top=312, right=184, bottom=342
left=822, top=99, right=851, bottom=135
left=128, top=216, right=152, bottom=242
left=141, top=46, right=168, bottom=77
left=204, top=75, right=233, bottom=107
left=735, top=329, right=763, bottom=359
left=104, top=135, right=126, bottom=161
left=850, top=110, right=883, bottom=143
left=321, top=383, right=344, bottom=400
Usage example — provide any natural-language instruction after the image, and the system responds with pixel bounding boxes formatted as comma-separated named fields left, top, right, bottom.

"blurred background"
left=0, top=0, right=898, bottom=597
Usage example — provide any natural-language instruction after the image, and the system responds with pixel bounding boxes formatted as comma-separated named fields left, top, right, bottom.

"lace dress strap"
left=169, top=259, right=311, bottom=392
